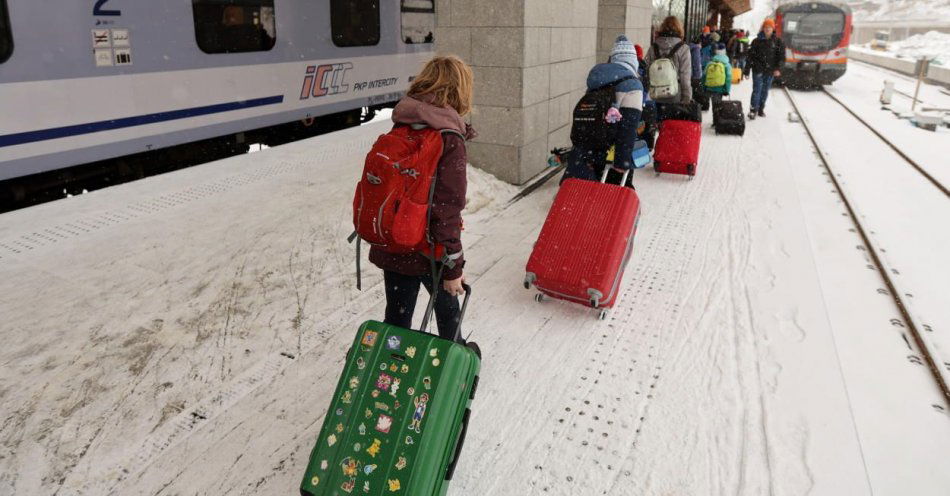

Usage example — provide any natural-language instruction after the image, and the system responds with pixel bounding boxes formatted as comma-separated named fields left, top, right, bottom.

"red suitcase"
left=524, top=170, right=641, bottom=320
left=654, top=119, right=702, bottom=177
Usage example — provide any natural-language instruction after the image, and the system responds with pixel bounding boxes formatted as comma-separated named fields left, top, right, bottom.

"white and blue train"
left=0, top=0, right=435, bottom=207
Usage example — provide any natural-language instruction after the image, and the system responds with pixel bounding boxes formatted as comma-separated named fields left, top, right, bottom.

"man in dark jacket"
left=747, top=19, right=785, bottom=119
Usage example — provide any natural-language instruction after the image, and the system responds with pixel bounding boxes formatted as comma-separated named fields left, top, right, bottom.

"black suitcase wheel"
left=465, top=341, right=482, bottom=359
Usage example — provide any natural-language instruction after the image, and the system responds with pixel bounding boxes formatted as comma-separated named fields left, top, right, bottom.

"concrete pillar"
left=597, top=0, right=655, bottom=63
left=432, top=0, right=593, bottom=185
left=435, top=0, right=653, bottom=185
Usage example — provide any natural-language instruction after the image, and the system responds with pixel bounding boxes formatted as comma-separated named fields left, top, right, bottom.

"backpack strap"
left=589, top=74, right=634, bottom=93
left=347, top=230, right=362, bottom=291
left=668, top=41, right=686, bottom=59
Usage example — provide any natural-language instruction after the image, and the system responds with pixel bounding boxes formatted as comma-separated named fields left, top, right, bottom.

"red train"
left=775, top=2, right=853, bottom=86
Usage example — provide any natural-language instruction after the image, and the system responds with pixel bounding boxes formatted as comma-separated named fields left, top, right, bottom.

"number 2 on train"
left=93, top=0, right=121, bottom=17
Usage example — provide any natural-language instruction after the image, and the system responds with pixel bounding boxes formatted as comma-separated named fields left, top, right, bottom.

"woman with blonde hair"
left=368, top=55, right=477, bottom=339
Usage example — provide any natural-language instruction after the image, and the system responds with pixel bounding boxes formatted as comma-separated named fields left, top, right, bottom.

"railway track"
left=783, top=87, right=950, bottom=405
left=819, top=87, right=950, bottom=198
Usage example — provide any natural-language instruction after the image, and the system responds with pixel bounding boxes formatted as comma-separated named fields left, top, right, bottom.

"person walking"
left=688, top=40, right=706, bottom=110
left=703, top=43, right=732, bottom=107
left=644, top=16, right=693, bottom=111
left=368, top=55, right=476, bottom=338
left=747, top=19, right=785, bottom=119
left=700, top=32, right=720, bottom=69
left=564, top=35, right=644, bottom=188
left=635, top=44, right=657, bottom=150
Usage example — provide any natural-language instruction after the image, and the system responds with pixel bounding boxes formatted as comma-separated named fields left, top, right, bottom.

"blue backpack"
left=632, top=140, right=652, bottom=169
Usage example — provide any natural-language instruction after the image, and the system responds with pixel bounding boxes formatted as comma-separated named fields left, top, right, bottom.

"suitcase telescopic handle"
left=445, top=407, right=472, bottom=481
left=451, top=283, right=472, bottom=343
left=600, top=165, right=630, bottom=186
left=420, top=282, right=472, bottom=344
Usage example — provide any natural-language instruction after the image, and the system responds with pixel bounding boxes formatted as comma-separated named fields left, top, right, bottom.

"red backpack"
left=350, top=126, right=448, bottom=287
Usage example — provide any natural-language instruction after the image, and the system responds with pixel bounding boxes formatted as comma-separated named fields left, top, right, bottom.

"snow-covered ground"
left=864, top=30, right=950, bottom=66
left=839, top=60, right=950, bottom=182
left=1, top=65, right=949, bottom=496
left=851, top=0, right=950, bottom=23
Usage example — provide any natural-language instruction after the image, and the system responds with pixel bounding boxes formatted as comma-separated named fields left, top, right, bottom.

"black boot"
left=748, top=109, right=757, bottom=120
left=757, top=108, right=765, bottom=117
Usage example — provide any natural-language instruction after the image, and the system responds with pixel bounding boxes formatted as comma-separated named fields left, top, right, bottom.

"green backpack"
left=705, top=61, right=727, bottom=89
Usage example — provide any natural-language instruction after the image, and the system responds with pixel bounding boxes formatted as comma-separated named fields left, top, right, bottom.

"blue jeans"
left=750, top=72, right=775, bottom=111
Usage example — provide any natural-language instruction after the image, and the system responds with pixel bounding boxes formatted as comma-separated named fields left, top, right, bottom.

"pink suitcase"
left=524, top=170, right=641, bottom=319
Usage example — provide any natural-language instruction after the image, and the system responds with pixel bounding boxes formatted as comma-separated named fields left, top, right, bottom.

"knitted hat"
left=711, top=32, right=721, bottom=42
left=611, top=35, right=636, bottom=59
left=634, top=44, right=644, bottom=60
left=702, top=26, right=711, bottom=34
left=610, top=35, right=639, bottom=74
left=762, top=18, right=775, bottom=30
left=715, top=43, right=727, bottom=54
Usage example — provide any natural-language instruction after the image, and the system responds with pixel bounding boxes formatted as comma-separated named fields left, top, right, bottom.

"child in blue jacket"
left=564, top=35, right=643, bottom=188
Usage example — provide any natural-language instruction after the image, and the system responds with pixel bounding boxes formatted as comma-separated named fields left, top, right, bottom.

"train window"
left=192, top=0, right=276, bottom=54
left=401, top=0, right=435, bottom=44
left=330, top=0, right=380, bottom=47
left=782, top=13, right=844, bottom=36
left=0, top=0, right=12, bottom=63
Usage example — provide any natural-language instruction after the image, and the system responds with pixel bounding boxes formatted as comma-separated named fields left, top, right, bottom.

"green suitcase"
left=301, top=287, right=479, bottom=496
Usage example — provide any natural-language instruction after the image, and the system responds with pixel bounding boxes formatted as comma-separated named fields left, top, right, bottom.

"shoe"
left=757, top=109, right=765, bottom=117
left=748, top=111, right=757, bottom=120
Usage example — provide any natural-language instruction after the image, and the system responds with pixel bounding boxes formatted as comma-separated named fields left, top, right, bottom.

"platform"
left=1, top=67, right=949, bottom=495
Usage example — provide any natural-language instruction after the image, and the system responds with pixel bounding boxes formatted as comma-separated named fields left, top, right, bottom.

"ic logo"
left=300, top=63, right=353, bottom=99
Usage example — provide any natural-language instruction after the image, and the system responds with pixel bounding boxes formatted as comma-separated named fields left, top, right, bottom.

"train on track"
left=774, top=1, right=853, bottom=87
left=0, top=0, right=435, bottom=210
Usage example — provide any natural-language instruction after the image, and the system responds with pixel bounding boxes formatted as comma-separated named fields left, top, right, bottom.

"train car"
left=0, top=0, right=435, bottom=207
left=775, top=1, right=853, bottom=87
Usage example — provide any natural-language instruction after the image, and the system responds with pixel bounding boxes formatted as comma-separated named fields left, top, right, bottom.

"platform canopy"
left=713, top=0, right=752, bottom=16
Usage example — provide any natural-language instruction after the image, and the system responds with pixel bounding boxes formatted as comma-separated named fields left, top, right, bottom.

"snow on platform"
left=1, top=66, right=949, bottom=496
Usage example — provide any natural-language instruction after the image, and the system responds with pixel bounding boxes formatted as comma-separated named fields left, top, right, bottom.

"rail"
left=784, top=87, right=950, bottom=405
left=820, top=87, right=950, bottom=198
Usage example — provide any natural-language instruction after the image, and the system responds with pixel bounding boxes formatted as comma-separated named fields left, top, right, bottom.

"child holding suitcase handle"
left=361, top=55, right=477, bottom=340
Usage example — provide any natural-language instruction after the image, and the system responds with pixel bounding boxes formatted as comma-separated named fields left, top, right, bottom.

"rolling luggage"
left=300, top=287, right=480, bottom=496
left=657, top=101, right=702, bottom=123
left=692, top=83, right=710, bottom=112
left=713, top=100, right=745, bottom=136
left=524, top=169, right=642, bottom=320
left=732, top=67, right=742, bottom=84
left=654, top=120, right=702, bottom=177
